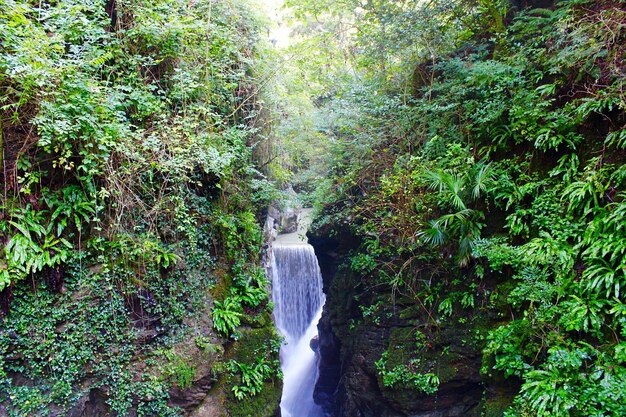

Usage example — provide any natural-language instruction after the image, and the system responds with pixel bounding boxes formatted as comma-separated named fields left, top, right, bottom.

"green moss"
left=384, top=327, right=417, bottom=367
left=223, top=326, right=282, bottom=416
left=227, top=379, right=282, bottom=417
left=399, top=304, right=421, bottom=320
left=230, top=327, right=279, bottom=363
left=484, top=394, right=515, bottom=417
left=211, top=269, right=234, bottom=301
left=251, top=310, right=273, bottom=328
left=426, top=351, right=460, bottom=383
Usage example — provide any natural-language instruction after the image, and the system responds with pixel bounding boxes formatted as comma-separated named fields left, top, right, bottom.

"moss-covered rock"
left=310, top=233, right=515, bottom=417
left=223, top=327, right=282, bottom=417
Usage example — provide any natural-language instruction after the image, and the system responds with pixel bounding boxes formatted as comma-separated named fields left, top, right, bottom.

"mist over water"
left=270, top=241, right=325, bottom=417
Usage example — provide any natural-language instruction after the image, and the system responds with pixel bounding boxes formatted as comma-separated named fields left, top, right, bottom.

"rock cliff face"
left=310, top=231, right=515, bottom=417
left=35, top=313, right=282, bottom=417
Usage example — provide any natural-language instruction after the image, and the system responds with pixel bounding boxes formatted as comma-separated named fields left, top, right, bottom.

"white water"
left=269, top=219, right=325, bottom=417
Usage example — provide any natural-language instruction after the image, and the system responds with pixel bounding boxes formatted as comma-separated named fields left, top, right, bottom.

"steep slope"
left=0, top=1, right=281, bottom=416
left=303, top=1, right=626, bottom=416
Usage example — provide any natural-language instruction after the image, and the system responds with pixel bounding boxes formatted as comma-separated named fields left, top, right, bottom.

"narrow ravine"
left=269, top=210, right=325, bottom=417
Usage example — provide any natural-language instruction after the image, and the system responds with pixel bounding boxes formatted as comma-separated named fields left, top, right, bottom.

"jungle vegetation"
left=0, top=0, right=282, bottom=415
left=277, top=0, right=626, bottom=415
left=1, top=0, right=626, bottom=416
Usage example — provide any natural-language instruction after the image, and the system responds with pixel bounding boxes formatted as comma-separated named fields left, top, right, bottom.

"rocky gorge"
left=310, top=228, right=519, bottom=417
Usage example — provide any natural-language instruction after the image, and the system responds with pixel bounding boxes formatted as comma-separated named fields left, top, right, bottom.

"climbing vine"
left=0, top=0, right=280, bottom=414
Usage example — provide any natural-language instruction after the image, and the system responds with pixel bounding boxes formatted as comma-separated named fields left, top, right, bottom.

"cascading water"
left=269, top=213, right=325, bottom=417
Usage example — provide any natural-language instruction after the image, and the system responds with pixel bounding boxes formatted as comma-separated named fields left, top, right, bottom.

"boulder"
left=168, top=374, right=217, bottom=412
left=279, top=209, right=298, bottom=234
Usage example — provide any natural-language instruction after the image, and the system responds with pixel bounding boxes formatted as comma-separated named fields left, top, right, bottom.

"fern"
left=606, top=128, right=626, bottom=149
left=212, top=297, right=243, bottom=337
left=583, top=259, right=623, bottom=299
left=560, top=295, right=605, bottom=336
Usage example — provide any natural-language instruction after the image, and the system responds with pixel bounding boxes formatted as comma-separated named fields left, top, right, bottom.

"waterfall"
left=270, top=236, right=325, bottom=417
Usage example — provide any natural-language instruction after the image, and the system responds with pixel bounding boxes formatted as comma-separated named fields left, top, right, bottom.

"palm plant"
left=418, top=162, right=493, bottom=266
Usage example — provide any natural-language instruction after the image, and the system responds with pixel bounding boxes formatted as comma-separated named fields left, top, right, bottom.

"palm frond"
left=472, top=162, right=494, bottom=199
left=422, top=169, right=449, bottom=192
left=418, top=219, right=447, bottom=246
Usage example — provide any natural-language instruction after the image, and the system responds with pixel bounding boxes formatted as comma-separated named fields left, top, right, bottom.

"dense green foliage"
left=0, top=0, right=281, bottom=415
left=3, top=0, right=626, bottom=415
left=283, top=0, right=626, bottom=415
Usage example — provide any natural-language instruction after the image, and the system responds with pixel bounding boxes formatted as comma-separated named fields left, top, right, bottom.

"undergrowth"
left=0, top=0, right=281, bottom=415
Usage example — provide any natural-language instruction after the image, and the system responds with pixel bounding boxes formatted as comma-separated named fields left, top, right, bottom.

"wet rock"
left=264, top=206, right=281, bottom=243
left=310, top=228, right=499, bottom=417
left=168, top=374, right=217, bottom=412
left=310, top=335, right=320, bottom=351
left=279, top=209, right=299, bottom=234
left=66, top=389, right=111, bottom=417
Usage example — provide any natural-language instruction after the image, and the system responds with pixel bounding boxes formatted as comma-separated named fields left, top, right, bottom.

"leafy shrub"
left=375, top=351, right=440, bottom=395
